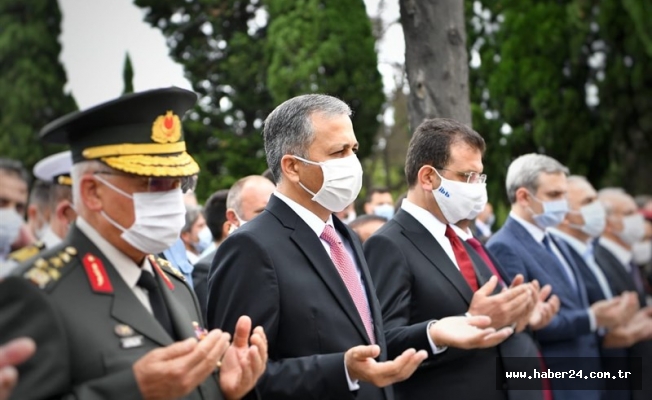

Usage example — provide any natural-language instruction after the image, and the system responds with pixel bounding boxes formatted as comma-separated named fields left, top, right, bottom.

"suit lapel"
left=153, top=270, right=197, bottom=340
left=69, top=227, right=173, bottom=347
left=394, top=211, right=474, bottom=304
left=267, top=196, right=371, bottom=344
left=549, top=235, right=589, bottom=307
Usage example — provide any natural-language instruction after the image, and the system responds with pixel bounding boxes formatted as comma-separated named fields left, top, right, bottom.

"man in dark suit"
left=549, top=176, right=648, bottom=400
left=207, top=95, right=509, bottom=400
left=364, top=118, right=555, bottom=400
left=595, top=188, right=652, bottom=400
left=487, top=153, right=630, bottom=400
left=0, top=88, right=267, bottom=400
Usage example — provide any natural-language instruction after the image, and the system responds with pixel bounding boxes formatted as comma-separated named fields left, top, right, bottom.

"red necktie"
left=466, top=237, right=505, bottom=286
left=321, top=224, right=376, bottom=343
left=444, top=225, right=479, bottom=292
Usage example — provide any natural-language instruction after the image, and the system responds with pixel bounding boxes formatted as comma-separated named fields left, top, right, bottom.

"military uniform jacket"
left=0, top=224, right=224, bottom=400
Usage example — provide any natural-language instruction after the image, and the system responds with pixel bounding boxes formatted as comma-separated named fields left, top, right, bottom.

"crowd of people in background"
left=0, top=88, right=651, bottom=400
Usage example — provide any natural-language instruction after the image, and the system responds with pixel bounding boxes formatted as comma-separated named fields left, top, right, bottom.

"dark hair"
left=365, top=187, right=391, bottom=203
left=404, top=118, right=485, bottom=187
left=349, top=214, right=387, bottom=229
left=0, top=157, right=29, bottom=184
left=203, top=189, right=229, bottom=242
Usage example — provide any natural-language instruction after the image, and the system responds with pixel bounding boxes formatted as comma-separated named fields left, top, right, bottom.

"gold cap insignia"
left=151, top=111, right=182, bottom=144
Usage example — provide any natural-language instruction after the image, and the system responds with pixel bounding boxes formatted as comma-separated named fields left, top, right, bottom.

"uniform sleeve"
left=207, top=232, right=354, bottom=400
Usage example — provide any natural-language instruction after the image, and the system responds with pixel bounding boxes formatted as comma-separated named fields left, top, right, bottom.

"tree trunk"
left=400, top=0, right=471, bottom=131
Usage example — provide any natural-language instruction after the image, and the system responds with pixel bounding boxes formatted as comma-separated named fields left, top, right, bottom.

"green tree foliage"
left=266, top=0, right=384, bottom=160
left=122, top=52, right=134, bottom=94
left=467, top=0, right=652, bottom=211
left=134, top=0, right=384, bottom=200
left=0, top=0, right=77, bottom=170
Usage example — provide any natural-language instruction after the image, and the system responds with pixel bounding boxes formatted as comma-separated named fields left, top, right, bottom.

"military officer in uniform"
left=7, top=151, right=77, bottom=265
left=0, top=87, right=267, bottom=400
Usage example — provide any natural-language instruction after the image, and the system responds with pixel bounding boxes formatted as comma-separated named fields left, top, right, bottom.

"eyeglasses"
left=435, top=167, right=487, bottom=184
left=94, top=171, right=197, bottom=193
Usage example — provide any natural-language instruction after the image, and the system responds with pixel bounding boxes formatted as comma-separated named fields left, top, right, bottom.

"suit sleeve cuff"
left=344, top=358, right=360, bottom=391
left=427, top=320, right=449, bottom=355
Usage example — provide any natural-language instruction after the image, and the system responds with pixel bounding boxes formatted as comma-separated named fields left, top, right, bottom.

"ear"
left=180, top=230, right=192, bottom=244
left=79, top=175, right=103, bottom=211
left=221, top=221, right=230, bottom=240
left=225, top=209, right=239, bottom=225
left=514, top=187, right=530, bottom=207
left=56, top=200, right=77, bottom=224
left=27, top=204, right=38, bottom=222
left=417, top=165, right=439, bottom=192
left=280, top=155, right=301, bottom=184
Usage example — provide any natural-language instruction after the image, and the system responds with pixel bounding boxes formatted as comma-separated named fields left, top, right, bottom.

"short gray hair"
left=263, top=94, right=351, bottom=183
left=71, top=161, right=112, bottom=207
left=505, top=153, right=569, bottom=203
left=597, top=187, right=627, bottom=215
left=182, top=205, right=203, bottom=233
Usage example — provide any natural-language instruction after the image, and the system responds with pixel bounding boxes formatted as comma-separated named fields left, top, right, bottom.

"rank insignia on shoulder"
left=148, top=255, right=175, bottom=290
left=24, top=267, right=51, bottom=288
left=9, top=242, right=45, bottom=263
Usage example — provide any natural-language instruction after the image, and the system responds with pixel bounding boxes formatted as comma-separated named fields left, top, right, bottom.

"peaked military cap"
left=33, top=151, right=73, bottom=186
left=39, top=87, right=199, bottom=177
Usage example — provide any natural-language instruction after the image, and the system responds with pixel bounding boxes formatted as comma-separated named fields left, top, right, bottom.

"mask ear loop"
left=94, top=174, right=133, bottom=199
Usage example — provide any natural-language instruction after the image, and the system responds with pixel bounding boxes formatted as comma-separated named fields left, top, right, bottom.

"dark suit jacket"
left=595, top=242, right=652, bottom=400
left=363, top=209, right=542, bottom=400
left=207, top=195, right=393, bottom=400
left=0, top=225, right=226, bottom=400
left=552, top=235, right=631, bottom=400
left=487, top=217, right=602, bottom=400
left=193, top=249, right=216, bottom=322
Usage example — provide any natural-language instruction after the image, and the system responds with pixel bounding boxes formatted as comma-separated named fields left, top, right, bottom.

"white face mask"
left=96, top=175, right=186, bottom=255
left=528, top=193, right=569, bottom=229
left=373, top=204, right=395, bottom=221
left=617, top=214, right=646, bottom=246
left=430, top=167, right=488, bottom=224
left=295, top=154, right=363, bottom=213
left=0, top=207, right=23, bottom=257
left=632, top=240, right=652, bottom=265
left=569, top=201, right=606, bottom=238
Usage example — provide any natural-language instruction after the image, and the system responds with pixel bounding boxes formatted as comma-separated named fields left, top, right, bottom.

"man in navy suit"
left=487, top=154, right=627, bottom=400
left=549, top=176, right=646, bottom=400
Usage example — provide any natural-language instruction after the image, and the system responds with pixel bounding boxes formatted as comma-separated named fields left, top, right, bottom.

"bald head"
left=226, top=175, right=276, bottom=225
left=558, top=176, right=604, bottom=241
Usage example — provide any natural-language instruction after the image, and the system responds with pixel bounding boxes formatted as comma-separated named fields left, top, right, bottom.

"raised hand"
left=220, top=316, right=267, bottom=400
left=429, top=315, right=513, bottom=349
left=133, top=329, right=231, bottom=400
left=529, top=283, right=560, bottom=330
left=468, top=276, right=534, bottom=329
left=0, top=337, right=35, bottom=400
left=344, top=345, right=427, bottom=387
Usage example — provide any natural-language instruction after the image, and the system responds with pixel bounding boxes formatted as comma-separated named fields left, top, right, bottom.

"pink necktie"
left=321, top=224, right=376, bottom=344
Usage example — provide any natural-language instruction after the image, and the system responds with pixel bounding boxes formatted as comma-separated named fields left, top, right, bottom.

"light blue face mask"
left=195, top=226, right=213, bottom=254
left=373, top=204, right=395, bottom=221
left=528, top=192, right=569, bottom=229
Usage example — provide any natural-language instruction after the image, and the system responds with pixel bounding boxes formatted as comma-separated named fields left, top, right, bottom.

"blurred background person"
left=180, top=205, right=208, bottom=264
left=193, top=188, right=229, bottom=320
left=0, top=158, right=30, bottom=263
left=349, top=214, right=386, bottom=243
left=225, top=175, right=275, bottom=233
left=633, top=209, right=652, bottom=289
left=472, top=202, right=495, bottom=243
left=25, top=180, right=51, bottom=244
left=333, top=202, right=356, bottom=224
left=363, top=187, right=394, bottom=220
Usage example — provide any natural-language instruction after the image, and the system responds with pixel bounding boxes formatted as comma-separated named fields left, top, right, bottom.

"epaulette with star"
left=149, top=255, right=186, bottom=282
left=22, top=246, right=78, bottom=290
left=8, top=242, right=46, bottom=263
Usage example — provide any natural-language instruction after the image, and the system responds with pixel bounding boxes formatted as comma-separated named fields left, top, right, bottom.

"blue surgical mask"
left=528, top=192, right=569, bottom=229
left=195, top=226, right=213, bottom=254
left=373, top=204, right=394, bottom=221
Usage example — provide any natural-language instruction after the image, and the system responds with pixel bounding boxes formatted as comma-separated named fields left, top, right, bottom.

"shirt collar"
left=548, top=228, right=591, bottom=258
left=450, top=223, right=473, bottom=241
left=509, top=211, right=546, bottom=243
left=273, top=192, right=334, bottom=237
left=598, top=236, right=633, bottom=269
left=400, top=199, right=448, bottom=240
left=76, top=217, right=153, bottom=289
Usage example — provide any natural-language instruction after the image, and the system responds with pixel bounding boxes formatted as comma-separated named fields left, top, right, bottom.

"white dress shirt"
left=77, top=217, right=155, bottom=314
left=549, top=228, right=613, bottom=299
